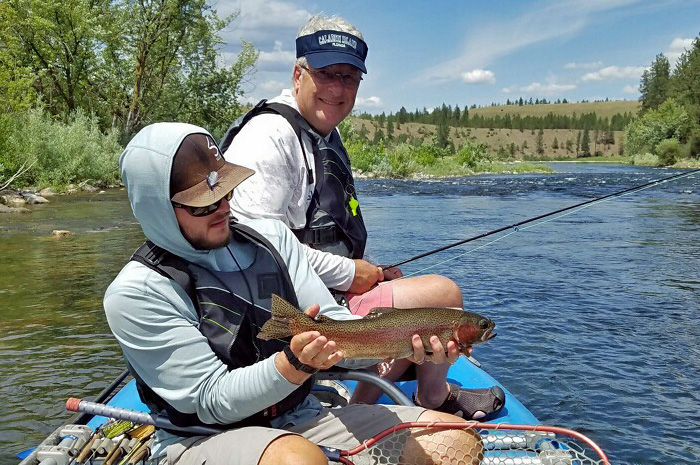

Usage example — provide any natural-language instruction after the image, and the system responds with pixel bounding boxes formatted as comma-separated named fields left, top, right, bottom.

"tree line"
left=1, top=0, right=256, bottom=189
left=1, top=0, right=255, bottom=138
left=627, top=33, right=700, bottom=164
left=356, top=104, right=635, bottom=132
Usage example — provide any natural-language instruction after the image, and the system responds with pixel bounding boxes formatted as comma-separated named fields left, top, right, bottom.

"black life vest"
left=128, top=222, right=314, bottom=434
left=220, top=99, right=368, bottom=259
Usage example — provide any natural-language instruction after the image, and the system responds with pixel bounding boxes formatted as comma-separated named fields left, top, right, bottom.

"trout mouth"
left=481, top=327, right=497, bottom=341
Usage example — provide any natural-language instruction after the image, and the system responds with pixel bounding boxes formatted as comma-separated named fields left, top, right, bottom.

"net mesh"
left=341, top=422, right=609, bottom=465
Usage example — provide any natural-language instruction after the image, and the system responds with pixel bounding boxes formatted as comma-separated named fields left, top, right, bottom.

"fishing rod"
left=383, top=168, right=699, bottom=270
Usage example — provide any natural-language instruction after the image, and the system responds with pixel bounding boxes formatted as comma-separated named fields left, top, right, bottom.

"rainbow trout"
left=257, top=295, right=496, bottom=359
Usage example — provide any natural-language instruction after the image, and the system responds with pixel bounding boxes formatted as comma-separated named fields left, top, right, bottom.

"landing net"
left=336, top=421, right=610, bottom=465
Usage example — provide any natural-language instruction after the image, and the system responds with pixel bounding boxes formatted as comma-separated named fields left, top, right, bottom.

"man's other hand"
left=347, top=259, right=383, bottom=294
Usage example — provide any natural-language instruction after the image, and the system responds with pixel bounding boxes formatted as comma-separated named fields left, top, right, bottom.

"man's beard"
left=186, top=227, right=231, bottom=250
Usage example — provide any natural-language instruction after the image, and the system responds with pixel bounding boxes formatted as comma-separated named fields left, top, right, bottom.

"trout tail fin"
left=257, top=294, right=305, bottom=340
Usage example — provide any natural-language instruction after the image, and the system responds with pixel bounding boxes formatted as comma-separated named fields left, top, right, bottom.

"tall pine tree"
left=639, top=53, right=671, bottom=114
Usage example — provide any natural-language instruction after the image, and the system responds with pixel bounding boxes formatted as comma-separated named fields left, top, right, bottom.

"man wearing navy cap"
left=221, top=14, right=504, bottom=420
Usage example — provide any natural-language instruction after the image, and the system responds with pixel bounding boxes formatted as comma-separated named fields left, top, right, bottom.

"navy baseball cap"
left=296, top=30, right=368, bottom=73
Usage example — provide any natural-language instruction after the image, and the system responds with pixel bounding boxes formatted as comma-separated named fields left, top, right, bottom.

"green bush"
left=655, top=138, right=683, bottom=166
left=688, top=129, right=700, bottom=159
left=630, top=152, right=659, bottom=166
left=624, top=100, right=692, bottom=157
left=346, top=139, right=388, bottom=174
left=0, top=108, right=122, bottom=189
left=411, top=145, right=439, bottom=166
left=456, top=142, right=489, bottom=168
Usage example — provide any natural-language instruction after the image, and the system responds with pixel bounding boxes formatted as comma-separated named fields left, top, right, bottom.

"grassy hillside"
left=468, top=100, right=640, bottom=119
left=349, top=100, right=640, bottom=160
left=348, top=121, right=626, bottom=159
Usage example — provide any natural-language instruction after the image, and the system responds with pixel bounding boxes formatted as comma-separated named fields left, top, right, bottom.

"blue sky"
left=214, top=0, right=700, bottom=114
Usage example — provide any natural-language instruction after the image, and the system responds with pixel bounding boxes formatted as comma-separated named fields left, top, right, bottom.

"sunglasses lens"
left=189, top=205, right=214, bottom=217
left=187, top=190, right=234, bottom=217
left=173, top=190, right=233, bottom=217
left=304, top=66, right=361, bottom=89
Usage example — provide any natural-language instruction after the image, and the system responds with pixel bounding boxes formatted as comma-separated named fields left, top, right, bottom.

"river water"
left=1, top=163, right=698, bottom=465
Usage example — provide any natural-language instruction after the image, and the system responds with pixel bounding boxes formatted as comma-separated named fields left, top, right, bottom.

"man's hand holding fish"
left=406, top=334, right=461, bottom=366
left=275, top=302, right=345, bottom=384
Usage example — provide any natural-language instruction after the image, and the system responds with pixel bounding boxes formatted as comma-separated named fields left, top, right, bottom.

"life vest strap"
left=292, top=225, right=340, bottom=247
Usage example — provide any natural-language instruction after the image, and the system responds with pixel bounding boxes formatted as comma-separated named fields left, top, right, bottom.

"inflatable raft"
left=18, top=356, right=609, bottom=465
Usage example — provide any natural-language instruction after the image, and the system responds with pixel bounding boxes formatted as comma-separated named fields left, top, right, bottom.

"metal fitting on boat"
left=35, top=425, right=93, bottom=465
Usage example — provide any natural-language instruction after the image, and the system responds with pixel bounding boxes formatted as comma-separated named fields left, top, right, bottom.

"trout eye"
left=479, top=319, right=491, bottom=330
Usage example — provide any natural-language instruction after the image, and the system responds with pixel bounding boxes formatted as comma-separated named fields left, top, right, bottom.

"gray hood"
left=120, top=122, right=233, bottom=269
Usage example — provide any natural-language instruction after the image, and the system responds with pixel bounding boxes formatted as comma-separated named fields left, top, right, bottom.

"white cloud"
left=419, top=0, right=639, bottom=83
left=216, top=0, right=310, bottom=45
left=355, top=96, right=383, bottom=109
left=564, top=61, right=603, bottom=70
left=259, top=80, right=289, bottom=93
left=581, top=65, right=646, bottom=81
left=257, top=40, right=296, bottom=72
left=622, top=84, right=639, bottom=94
left=462, top=69, right=496, bottom=84
left=502, top=82, right=577, bottom=95
left=666, top=37, right=694, bottom=65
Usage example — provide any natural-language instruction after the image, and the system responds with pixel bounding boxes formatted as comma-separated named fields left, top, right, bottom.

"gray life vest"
left=220, top=100, right=368, bottom=259
left=129, top=222, right=314, bottom=434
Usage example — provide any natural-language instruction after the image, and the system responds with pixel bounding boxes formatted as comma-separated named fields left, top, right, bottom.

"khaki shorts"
left=166, top=404, right=426, bottom=465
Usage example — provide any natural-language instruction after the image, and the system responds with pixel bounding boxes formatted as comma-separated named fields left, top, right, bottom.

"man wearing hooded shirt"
left=221, top=14, right=505, bottom=418
left=105, top=122, right=486, bottom=465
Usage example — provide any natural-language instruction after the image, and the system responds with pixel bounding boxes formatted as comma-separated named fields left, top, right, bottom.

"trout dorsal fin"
left=271, top=294, right=302, bottom=318
left=365, top=307, right=400, bottom=319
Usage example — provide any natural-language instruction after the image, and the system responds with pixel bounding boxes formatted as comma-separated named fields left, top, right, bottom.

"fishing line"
left=385, top=168, right=699, bottom=276
left=401, top=199, right=614, bottom=278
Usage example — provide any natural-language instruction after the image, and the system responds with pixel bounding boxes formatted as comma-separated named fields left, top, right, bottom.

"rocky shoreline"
left=0, top=182, right=107, bottom=214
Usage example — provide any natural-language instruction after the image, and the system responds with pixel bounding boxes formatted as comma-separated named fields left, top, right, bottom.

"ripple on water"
left=3, top=167, right=700, bottom=464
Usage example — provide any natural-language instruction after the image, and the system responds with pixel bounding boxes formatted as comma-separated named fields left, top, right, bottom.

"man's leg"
left=259, top=434, right=329, bottom=465
left=167, top=427, right=328, bottom=465
left=289, top=403, right=483, bottom=465
left=348, top=275, right=505, bottom=419
left=390, top=275, right=462, bottom=408
left=401, top=409, right=484, bottom=465
left=349, top=274, right=461, bottom=405
left=390, top=274, right=463, bottom=309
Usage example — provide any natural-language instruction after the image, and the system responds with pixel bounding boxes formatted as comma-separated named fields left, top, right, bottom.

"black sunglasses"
left=172, top=190, right=233, bottom=217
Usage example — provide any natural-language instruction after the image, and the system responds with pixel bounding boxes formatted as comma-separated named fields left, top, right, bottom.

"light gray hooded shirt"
left=104, top=122, right=365, bottom=458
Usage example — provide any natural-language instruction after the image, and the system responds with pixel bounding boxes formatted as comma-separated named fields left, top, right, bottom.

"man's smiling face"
left=293, top=63, right=361, bottom=136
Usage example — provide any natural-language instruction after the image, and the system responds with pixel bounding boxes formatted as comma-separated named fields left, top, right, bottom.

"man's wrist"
left=283, top=345, right=318, bottom=374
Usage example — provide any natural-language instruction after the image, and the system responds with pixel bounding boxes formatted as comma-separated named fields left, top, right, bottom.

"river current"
left=1, top=163, right=698, bottom=465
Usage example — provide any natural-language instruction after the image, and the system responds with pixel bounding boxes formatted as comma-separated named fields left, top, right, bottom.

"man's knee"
left=259, top=434, right=328, bottom=465
left=435, top=275, right=463, bottom=307
left=420, top=274, right=463, bottom=307
left=409, top=410, right=484, bottom=465
left=393, top=274, right=463, bottom=308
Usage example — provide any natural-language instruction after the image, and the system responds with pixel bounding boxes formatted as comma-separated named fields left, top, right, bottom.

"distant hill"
left=467, top=100, right=640, bottom=119
left=348, top=100, right=640, bottom=160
